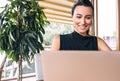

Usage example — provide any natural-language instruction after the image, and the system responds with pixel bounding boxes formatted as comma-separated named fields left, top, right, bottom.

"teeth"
left=78, top=24, right=85, bottom=26
left=78, top=25, right=85, bottom=28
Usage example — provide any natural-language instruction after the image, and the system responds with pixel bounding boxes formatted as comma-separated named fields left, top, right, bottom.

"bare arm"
left=51, top=35, right=60, bottom=50
left=97, top=37, right=112, bottom=51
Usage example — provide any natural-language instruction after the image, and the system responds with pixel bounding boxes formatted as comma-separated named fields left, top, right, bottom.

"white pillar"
left=34, top=53, right=43, bottom=80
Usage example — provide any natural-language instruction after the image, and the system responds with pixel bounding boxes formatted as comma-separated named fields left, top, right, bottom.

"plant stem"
left=0, top=55, right=7, bottom=81
left=17, top=55, right=22, bottom=81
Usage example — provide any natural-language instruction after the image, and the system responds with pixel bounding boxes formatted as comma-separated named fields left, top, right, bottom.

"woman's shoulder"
left=97, top=37, right=105, bottom=43
left=51, top=35, right=60, bottom=50
left=54, top=35, right=60, bottom=40
left=96, top=37, right=112, bottom=51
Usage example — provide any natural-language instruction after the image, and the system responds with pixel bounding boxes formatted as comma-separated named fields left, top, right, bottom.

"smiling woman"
left=72, top=6, right=93, bottom=36
left=51, top=0, right=112, bottom=51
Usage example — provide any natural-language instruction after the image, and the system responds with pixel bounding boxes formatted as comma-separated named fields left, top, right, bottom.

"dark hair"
left=71, top=0, right=94, bottom=16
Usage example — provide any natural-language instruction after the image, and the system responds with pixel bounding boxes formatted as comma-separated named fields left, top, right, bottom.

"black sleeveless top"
left=60, top=31, right=98, bottom=50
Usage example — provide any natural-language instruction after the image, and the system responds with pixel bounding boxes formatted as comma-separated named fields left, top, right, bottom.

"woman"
left=51, top=0, right=111, bottom=51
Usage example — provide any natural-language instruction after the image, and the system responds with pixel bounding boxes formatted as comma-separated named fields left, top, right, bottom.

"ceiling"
left=38, top=0, right=76, bottom=24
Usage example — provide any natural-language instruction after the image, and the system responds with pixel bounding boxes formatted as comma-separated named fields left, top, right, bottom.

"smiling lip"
left=78, top=25, right=86, bottom=30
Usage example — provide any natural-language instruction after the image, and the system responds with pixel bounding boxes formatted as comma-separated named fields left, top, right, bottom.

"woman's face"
left=72, top=6, right=93, bottom=36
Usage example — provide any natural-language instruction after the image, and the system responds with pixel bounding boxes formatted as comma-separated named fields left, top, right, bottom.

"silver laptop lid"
left=41, top=51, right=120, bottom=81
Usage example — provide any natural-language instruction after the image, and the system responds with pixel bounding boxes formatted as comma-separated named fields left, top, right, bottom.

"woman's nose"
left=80, top=18, right=85, bottom=25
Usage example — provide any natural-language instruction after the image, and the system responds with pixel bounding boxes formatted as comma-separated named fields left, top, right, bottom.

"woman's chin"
left=78, top=30, right=86, bottom=34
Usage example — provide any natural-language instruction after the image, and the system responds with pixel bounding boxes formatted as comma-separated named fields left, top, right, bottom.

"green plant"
left=0, top=0, right=48, bottom=80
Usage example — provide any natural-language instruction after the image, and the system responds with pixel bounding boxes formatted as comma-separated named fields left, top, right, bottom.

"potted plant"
left=0, top=0, right=48, bottom=81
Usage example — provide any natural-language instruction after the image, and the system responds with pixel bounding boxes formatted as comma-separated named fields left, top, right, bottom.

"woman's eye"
left=76, top=16, right=81, bottom=18
left=86, top=16, right=92, bottom=19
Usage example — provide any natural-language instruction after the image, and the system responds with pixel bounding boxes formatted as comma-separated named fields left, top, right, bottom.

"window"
left=97, top=0, right=117, bottom=50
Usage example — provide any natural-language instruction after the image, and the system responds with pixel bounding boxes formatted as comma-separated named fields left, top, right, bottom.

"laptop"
left=41, top=51, right=120, bottom=81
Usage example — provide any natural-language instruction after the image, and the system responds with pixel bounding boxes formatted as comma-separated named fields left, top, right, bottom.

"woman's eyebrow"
left=76, top=14, right=92, bottom=17
left=76, top=13, right=81, bottom=15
